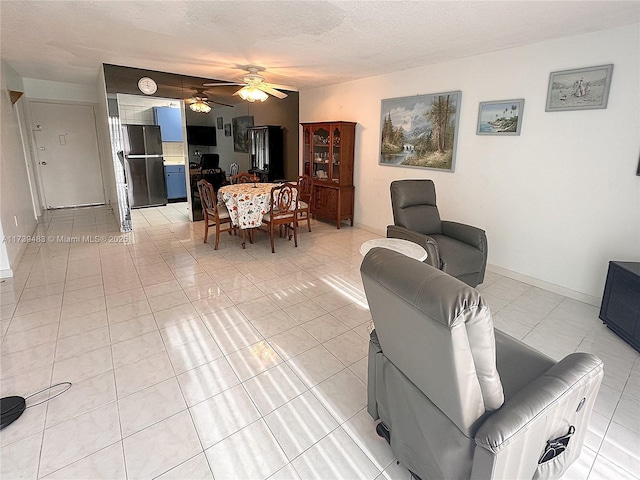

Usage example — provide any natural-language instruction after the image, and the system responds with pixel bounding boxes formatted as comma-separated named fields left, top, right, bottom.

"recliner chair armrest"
left=386, top=225, right=441, bottom=268
left=474, top=353, right=603, bottom=453
left=442, top=221, right=487, bottom=251
left=442, top=221, right=488, bottom=284
left=495, top=329, right=556, bottom=400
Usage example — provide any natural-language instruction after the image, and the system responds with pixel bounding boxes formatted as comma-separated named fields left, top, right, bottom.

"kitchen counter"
left=163, top=156, right=185, bottom=166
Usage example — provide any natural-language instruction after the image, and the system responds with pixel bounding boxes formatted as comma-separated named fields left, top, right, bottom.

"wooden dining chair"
left=229, top=163, right=239, bottom=176
left=261, top=182, right=298, bottom=253
left=296, top=174, right=313, bottom=232
left=197, top=179, right=235, bottom=250
left=230, top=172, right=260, bottom=184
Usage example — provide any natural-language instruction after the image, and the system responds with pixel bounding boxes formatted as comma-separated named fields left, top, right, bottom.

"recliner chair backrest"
left=361, top=248, right=504, bottom=436
left=201, top=153, right=220, bottom=170
left=390, top=179, right=442, bottom=234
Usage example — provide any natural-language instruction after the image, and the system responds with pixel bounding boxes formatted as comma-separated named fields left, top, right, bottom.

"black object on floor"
left=376, top=422, right=391, bottom=444
left=0, top=396, right=26, bottom=429
left=599, top=261, right=640, bottom=352
left=375, top=423, right=423, bottom=480
left=0, top=382, right=72, bottom=430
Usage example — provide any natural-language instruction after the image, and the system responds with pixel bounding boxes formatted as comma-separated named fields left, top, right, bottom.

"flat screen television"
left=186, top=125, right=217, bottom=146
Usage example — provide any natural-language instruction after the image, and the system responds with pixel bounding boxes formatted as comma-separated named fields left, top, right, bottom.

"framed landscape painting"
left=380, top=91, right=461, bottom=172
left=477, top=99, right=525, bottom=136
left=232, top=116, right=253, bottom=152
left=546, top=64, right=613, bottom=112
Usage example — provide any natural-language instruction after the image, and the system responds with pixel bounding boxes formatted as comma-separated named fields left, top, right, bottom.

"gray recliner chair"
left=387, top=179, right=488, bottom=287
left=362, top=248, right=603, bottom=480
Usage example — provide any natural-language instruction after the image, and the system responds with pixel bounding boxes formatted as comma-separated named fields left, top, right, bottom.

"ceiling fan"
left=187, top=89, right=234, bottom=113
left=203, top=66, right=297, bottom=102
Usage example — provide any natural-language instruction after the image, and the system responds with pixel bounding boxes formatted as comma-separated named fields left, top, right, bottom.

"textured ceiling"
left=2, top=1, right=639, bottom=90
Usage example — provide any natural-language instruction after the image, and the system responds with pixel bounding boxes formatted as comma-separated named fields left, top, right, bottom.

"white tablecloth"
left=218, top=183, right=297, bottom=229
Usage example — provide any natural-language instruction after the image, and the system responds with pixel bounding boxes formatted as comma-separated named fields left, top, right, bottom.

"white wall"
left=300, top=25, right=640, bottom=301
left=22, top=77, right=115, bottom=211
left=23, top=78, right=99, bottom=103
left=95, top=69, right=119, bottom=226
left=0, top=62, right=38, bottom=276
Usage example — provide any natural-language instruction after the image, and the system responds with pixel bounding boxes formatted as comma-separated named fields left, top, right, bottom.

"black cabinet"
left=248, top=126, right=284, bottom=182
left=599, top=261, right=640, bottom=352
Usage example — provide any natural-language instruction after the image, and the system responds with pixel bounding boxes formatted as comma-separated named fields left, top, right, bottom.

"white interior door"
left=31, top=102, right=105, bottom=208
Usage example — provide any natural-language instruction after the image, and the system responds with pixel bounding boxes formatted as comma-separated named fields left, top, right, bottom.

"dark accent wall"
left=103, top=64, right=299, bottom=180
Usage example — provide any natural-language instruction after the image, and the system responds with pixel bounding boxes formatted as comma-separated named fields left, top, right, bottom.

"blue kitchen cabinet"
left=154, top=107, right=183, bottom=142
left=165, top=165, right=187, bottom=200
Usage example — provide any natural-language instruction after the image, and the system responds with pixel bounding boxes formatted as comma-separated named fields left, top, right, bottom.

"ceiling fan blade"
left=259, top=85, right=288, bottom=99
left=203, top=82, right=246, bottom=87
left=207, top=100, right=235, bottom=108
left=263, top=83, right=298, bottom=92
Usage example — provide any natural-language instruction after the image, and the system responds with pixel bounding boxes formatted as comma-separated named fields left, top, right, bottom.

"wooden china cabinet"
left=301, top=121, right=356, bottom=229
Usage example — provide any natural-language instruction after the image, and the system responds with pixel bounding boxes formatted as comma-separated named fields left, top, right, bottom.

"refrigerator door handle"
left=126, top=154, right=164, bottom=159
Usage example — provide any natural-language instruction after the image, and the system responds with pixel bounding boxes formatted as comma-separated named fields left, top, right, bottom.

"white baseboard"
left=487, top=264, right=601, bottom=307
left=345, top=222, right=602, bottom=307
left=1, top=232, right=29, bottom=280
left=353, top=222, right=385, bottom=236
left=0, top=268, right=14, bottom=279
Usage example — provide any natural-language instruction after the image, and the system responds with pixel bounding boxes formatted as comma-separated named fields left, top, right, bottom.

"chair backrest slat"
left=270, top=183, right=297, bottom=213
left=197, top=179, right=218, bottom=219
left=231, top=172, right=259, bottom=184
left=297, top=174, right=313, bottom=202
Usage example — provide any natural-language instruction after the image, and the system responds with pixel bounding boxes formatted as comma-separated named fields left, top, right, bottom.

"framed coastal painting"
left=477, top=99, right=525, bottom=136
left=232, top=116, right=253, bottom=152
left=545, top=64, right=613, bottom=112
left=379, top=91, right=461, bottom=172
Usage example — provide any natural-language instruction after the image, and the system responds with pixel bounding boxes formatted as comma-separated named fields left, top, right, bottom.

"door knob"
left=41, top=161, right=47, bottom=165
left=39, top=146, right=46, bottom=150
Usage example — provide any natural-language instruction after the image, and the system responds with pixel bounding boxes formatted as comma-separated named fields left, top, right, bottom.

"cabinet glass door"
left=249, top=128, right=267, bottom=170
left=332, top=127, right=341, bottom=183
left=303, top=127, right=311, bottom=176
left=312, top=126, right=330, bottom=182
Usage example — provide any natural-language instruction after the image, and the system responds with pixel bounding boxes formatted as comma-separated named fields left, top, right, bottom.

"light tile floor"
left=1, top=204, right=638, bottom=480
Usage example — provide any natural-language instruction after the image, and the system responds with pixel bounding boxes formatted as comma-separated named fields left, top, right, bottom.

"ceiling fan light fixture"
left=190, top=97, right=212, bottom=113
left=238, top=86, right=268, bottom=103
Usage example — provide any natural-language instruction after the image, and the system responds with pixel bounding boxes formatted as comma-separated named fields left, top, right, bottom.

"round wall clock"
left=138, top=77, right=157, bottom=95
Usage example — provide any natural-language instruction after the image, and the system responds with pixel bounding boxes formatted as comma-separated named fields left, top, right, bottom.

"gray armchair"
left=387, top=179, right=488, bottom=286
left=362, top=248, right=603, bottom=480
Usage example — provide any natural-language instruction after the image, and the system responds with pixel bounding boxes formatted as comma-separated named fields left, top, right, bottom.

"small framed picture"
left=224, top=123, right=231, bottom=136
left=477, top=99, right=525, bottom=136
left=546, top=64, right=613, bottom=112
left=216, top=117, right=223, bottom=129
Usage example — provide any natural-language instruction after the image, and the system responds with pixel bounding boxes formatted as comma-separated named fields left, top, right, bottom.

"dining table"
left=217, top=182, right=296, bottom=248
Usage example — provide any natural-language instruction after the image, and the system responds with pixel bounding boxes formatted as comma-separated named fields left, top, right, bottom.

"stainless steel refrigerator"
left=122, top=125, right=167, bottom=208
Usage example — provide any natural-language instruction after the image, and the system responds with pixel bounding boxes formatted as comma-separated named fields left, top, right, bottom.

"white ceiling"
left=2, top=1, right=639, bottom=90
